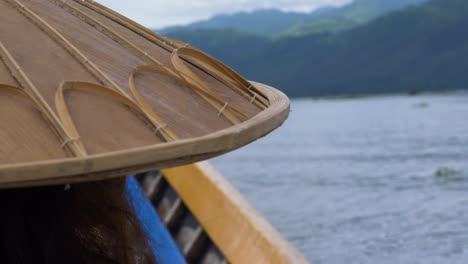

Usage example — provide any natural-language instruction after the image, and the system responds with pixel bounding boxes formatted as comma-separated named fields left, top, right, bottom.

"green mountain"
left=161, top=0, right=429, bottom=36
left=287, top=0, right=429, bottom=35
left=253, top=0, right=468, bottom=97
left=165, top=0, right=468, bottom=97
left=161, top=9, right=312, bottom=36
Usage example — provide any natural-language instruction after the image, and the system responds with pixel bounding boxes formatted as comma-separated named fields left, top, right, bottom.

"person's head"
left=0, top=178, right=157, bottom=264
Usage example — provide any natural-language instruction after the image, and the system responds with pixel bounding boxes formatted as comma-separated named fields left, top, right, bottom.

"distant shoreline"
left=293, top=89, right=468, bottom=101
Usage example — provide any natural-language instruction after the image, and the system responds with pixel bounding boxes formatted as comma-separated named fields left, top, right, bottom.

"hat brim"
left=0, top=83, right=289, bottom=188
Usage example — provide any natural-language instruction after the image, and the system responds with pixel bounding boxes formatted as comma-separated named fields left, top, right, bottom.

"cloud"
left=97, top=0, right=352, bottom=29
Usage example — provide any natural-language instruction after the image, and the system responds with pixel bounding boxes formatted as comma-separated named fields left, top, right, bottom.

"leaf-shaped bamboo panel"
left=0, top=85, right=71, bottom=163
left=56, top=82, right=164, bottom=155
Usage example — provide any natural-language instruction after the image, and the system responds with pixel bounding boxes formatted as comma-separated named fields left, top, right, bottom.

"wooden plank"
left=163, top=198, right=184, bottom=230
left=199, top=243, right=227, bottom=264
left=183, top=226, right=207, bottom=262
left=136, top=171, right=164, bottom=198
left=162, top=162, right=309, bottom=264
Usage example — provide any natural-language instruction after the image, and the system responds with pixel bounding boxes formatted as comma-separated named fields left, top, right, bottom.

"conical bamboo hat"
left=0, top=0, right=289, bottom=188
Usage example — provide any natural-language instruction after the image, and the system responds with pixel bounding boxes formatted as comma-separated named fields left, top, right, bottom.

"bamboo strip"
left=174, top=48, right=269, bottom=109
left=0, top=42, right=86, bottom=157
left=128, top=66, right=180, bottom=142
left=8, top=0, right=127, bottom=96
left=55, top=81, right=168, bottom=147
left=0, top=84, right=74, bottom=158
left=73, top=0, right=178, bottom=51
left=130, top=64, right=245, bottom=126
left=52, top=0, right=167, bottom=67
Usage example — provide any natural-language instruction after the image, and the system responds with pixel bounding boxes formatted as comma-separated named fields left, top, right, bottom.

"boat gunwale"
left=0, top=82, right=289, bottom=188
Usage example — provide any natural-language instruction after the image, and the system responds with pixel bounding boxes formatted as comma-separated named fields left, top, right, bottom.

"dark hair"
left=0, top=178, right=157, bottom=264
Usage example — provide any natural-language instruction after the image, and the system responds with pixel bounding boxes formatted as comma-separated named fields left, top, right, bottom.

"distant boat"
left=0, top=0, right=308, bottom=263
left=408, top=90, right=419, bottom=96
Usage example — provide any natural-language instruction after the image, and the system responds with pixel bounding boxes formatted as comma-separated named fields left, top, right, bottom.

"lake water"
left=211, top=93, right=468, bottom=264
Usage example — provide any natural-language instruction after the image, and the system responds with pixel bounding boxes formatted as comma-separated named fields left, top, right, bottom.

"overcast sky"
left=97, top=0, right=352, bottom=29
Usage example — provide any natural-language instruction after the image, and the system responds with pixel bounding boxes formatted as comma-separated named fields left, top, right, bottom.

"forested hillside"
left=164, top=0, right=468, bottom=97
left=162, top=0, right=429, bottom=36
